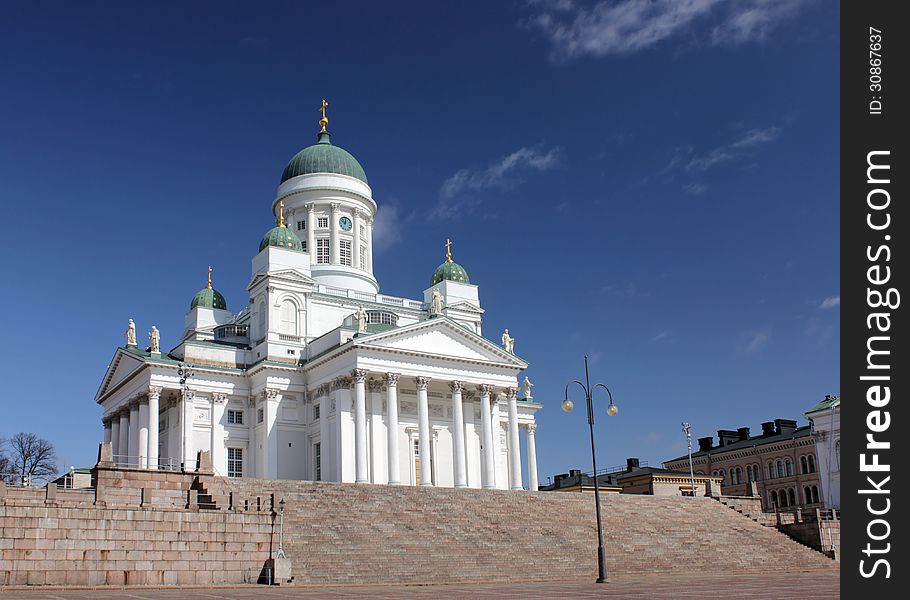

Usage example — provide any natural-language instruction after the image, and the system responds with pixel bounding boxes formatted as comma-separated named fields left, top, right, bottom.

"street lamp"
left=682, top=422, right=695, bottom=496
left=276, top=498, right=287, bottom=559
left=178, top=362, right=194, bottom=471
left=562, top=355, right=618, bottom=584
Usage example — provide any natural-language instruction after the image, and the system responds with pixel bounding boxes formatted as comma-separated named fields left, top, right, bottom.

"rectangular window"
left=227, top=410, right=243, bottom=425
left=227, top=448, right=243, bottom=478
left=340, top=240, right=352, bottom=266
left=359, top=245, right=366, bottom=269
left=316, top=239, right=330, bottom=264
left=314, top=442, right=321, bottom=481
left=301, top=240, right=307, bottom=252
left=313, top=404, right=321, bottom=420
left=317, top=217, right=329, bottom=228
left=257, top=407, right=264, bottom=424
left=359, top=224, right=365, bottom=237
left=297, top=220, right=306, bottom=231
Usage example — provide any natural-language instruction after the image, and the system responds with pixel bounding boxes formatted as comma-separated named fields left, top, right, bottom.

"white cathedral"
left=95, top=103, right=542, bottom=491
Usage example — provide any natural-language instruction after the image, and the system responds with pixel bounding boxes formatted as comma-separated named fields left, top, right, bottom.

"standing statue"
left=125, top=319, right=137, bottom=346
left=149, top=326, right=160, bottom=353
left=429, top=288, right=444, bottom=317
left=520, top=376, right=534, bottom=400
left=354, top=305, right=368, bottom=334
left=502, top=328, right=515, bottom=353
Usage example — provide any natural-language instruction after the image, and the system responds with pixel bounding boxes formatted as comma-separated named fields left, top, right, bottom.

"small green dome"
left=259, top=225, right=303, bottom=252
left=191, top=286, right=227, bottom=310
left=281, top=132, right=368, bottom=184
left=432, top=259, right=470, bottom=285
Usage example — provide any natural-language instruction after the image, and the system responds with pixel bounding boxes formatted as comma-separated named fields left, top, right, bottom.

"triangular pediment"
left=95, top=348, right=147, bottom=403
left=355, top=318, right=526, bottom=368
left=248, top=269, right=315, bottom=291
left=445, top=300, right=484, bottom=314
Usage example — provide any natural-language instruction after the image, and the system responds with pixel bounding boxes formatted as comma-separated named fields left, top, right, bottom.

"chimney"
left=761, top=421, right=776, bottom=436
left=737, top=427, right=750, bottom=441
left=569, top=469, right=582, bottom=478
left=698, top=436, right=713, bottom=452
left=717, top=429, right=739, bottom=447
left=626, top=458, right=640, bottom=472
left=775, top=419, right=797, bottom=434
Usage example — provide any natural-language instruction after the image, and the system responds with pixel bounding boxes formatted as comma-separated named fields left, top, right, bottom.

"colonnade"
left=102, top=386, right=163, bottom=469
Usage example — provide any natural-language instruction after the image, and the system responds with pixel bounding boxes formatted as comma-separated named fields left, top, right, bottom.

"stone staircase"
left=207, top=478, right=836, bottom=585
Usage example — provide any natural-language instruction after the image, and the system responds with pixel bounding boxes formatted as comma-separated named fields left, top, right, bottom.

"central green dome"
left=281, top=132, right=368, bottom=185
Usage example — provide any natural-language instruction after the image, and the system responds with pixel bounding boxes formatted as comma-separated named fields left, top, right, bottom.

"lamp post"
left=276, top=498, right=287, bottom=559
left=562, top=355, right=618, bottom=584
left=682, top=422, right=695, bottom=496
left=178, top=362, right=194, bottom=471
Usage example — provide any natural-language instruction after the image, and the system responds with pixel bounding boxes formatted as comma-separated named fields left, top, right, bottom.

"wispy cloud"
left=601, top=282, right=650, bottom=300
left=372, top=199, right=413, bottom=251
left=433, top=146, right=562, bottom=219
left=650, top=330, right=670, bottom=343
left=819, top=296, right=840, bottom=309
left=741, top=331, right=770, bottom=354
left=684, top=127, right=781, bottom=172
left=525, top=0, right=812, bottom=62
left=683, top=182, right=708, bottom=195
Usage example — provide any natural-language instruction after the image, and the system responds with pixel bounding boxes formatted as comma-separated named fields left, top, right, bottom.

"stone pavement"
left=1, top=572, right=839, bottom=599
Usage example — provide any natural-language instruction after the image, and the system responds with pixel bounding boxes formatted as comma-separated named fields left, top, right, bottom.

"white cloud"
left=372, top=200, right=411, bottom=250
left=819, top=296, right=840, bottom=309
left=742, top=331, right=770, bottom=354
left=650, top=330, right=670, bottom=342
left=685, top=127, right=780, bottom=172
left=433, top=146, right=562, bottom=219
left=683, top=182, right=708, bottom=195
left=525, top=0, right=811, bottom=61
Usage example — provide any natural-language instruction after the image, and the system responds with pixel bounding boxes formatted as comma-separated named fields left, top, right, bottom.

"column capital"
left=478, top=383, right=494, bottom=396
left=505, top=387, right=518, bottom=400
left=212, top=393, right=228, bottom=405
left=524, top=422, right=538, bottom=433
left=415, top=376, right=431, bottom=391
left=385, top=372, right=400, bottom=387
left=449, top=380, right=465, bottom=394
left=368, top=378, right=385, bottom=393
left=351, top=368, right=368, bottom=383
left=265, top=388, right=280, bottom=401
left=305, top=202, right=316, bottom=212
left=330, top=202, right=341, bottom=213
left=318, top=383, right=332, bottom=397
left=102, top=415, right=114, bottom=426
left=128, top=397, right=141, bottom=410
left=148, top=385, right=163, bottom=398
left=332, top=376, right=352, bottom=391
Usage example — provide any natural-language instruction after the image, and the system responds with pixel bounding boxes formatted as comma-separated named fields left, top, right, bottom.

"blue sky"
left=0, top=1, right=839, bottom=482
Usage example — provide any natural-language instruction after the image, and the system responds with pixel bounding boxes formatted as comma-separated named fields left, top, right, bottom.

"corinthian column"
left=117, top=408, right=129, bottom=466
left=386, top=373, right=401, bottom=484
left=138, top=396, right=149, bottom=469
left=128, top=399, right=140, bottom=467
left=507, top=387, right=522, bottom=490
left=305, top=203, right=316, bottom=264
left=416, top=376, right=433, bottom=486
left=526, top=423, right=539, bottom=491
left=479, top=384, right=495, bottom=489
left=330, top=202, right=340, bottom=266
left=148, top=386, right=161, bottom=470
left=109, top=417, right=120, bottom=458
left=352, top=369, right=368, bottom=483
left=450, top=381, right=467, bottom=488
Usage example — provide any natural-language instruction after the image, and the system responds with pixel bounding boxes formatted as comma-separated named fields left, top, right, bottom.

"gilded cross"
left=445, top=238, right=453, bottom=262
left=207, top=265, right=212, bottom=289
left=278, top=200, right=286, bottom=227
left=319, top=99, right=329, bottom=133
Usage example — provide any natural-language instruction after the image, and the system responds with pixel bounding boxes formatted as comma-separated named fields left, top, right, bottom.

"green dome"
left=259, top=225, right=303, bottom=252
left=281, top=132, right=368, bottom=184
left=432, top=259, right=470, bottom=285
left=191, top=286, right=227, bottom=310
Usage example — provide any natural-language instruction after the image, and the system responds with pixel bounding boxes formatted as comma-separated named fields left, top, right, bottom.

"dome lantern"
left=431, top=238, right=470, bottom=285
left=259, top=200, right=304, bottom=252
left=280, top=99, right=368, bottom=184
left=191, top=265, right=228, bottom=310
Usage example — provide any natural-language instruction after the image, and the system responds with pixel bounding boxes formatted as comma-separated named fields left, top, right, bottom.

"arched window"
left=785, top=459, right=793, bottom=477
left=736, top=467, right=743, bottom=485
left=746, top=465, right=753, bottom=482
left=779, top=490, right=788, bottom=508
left=801, top=456, right=809, bottom=474
left=812, top=486, right=819, bottom=504
left=768, top=462, right=775, bottom=479
left=752, top=464, right=760, bottom=481
left=279, top=299, right=298, bottom=335
left=258, top=301, right=266, bottom=338
left=808, top=454, right=816, bottom=473
left=788, top=488, right=796, bottom=506
left=776, top=460, right=783, bottom=478
left=730, top=469, right=737, bottom=485
left=804, top=486, right=812, bottom=504
left=770, top=491, right=778, bottom=509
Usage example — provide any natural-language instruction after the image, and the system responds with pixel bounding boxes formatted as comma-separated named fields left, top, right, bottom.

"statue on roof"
left=125, top=319, right=137, bottom=347
left=354, top=305, right=368, bottom=334
left=429, top=288, right=444, bottom=317
left=149, top=326, right=160, bottom=354
left=520, top=376, right=534, bottom=400
left=502, top=328, right=514, bottom=354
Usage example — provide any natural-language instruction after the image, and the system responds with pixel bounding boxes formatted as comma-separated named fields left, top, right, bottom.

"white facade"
left=94, top=123, right=542, bottom=490
left=806, top=396, right=840, bottom=509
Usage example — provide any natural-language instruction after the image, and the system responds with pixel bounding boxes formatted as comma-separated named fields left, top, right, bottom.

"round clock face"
left=339, top=216, right=353, bottom=231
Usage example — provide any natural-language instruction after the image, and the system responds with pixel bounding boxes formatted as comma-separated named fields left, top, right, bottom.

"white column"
left=128, top=399, right=140, bottom=467
left=138, top=398, right=149, bottom=469
left=353, top=209, right=362, bottom=269
left=330, top=202, right=340, bottom=265
left=211, top=394, right=228, bottom=476
left=264, top=389, right=280, bottom=479
left=182, top=391, right=195, bottom=469
left=416, top=376, right=432, bottom=487
left=167, top=399, right=179, bottom=470
left=450, top=381, right=467, bottom=488
left=109, top=417, right=120, bottom=458
left=386, top=373, right=401, bottom=484
left=526, top=423, right=539, bottom=492
left=117, top=409, right=130, bottom=465
left=507, top=387, right=522, bottom=490
left=103, top=419, right=112, bottom=444
left=306, top=203, right=316, bottom=263
left=352, top=369, right=368, bottom=483
left=147, top=386, right=161, bottom=470
left=365, top=217, right=374, bottom=273
left=479, top=384, right=495, bottom=489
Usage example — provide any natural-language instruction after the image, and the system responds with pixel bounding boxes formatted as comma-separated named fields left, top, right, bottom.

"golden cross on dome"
left=277, top=200, right=286, bottom=227
left=207, top=265, right=212, bottom=289
left=319, top=98, right=329, bottom=133
left=445, top=238, right=453, bottom=262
